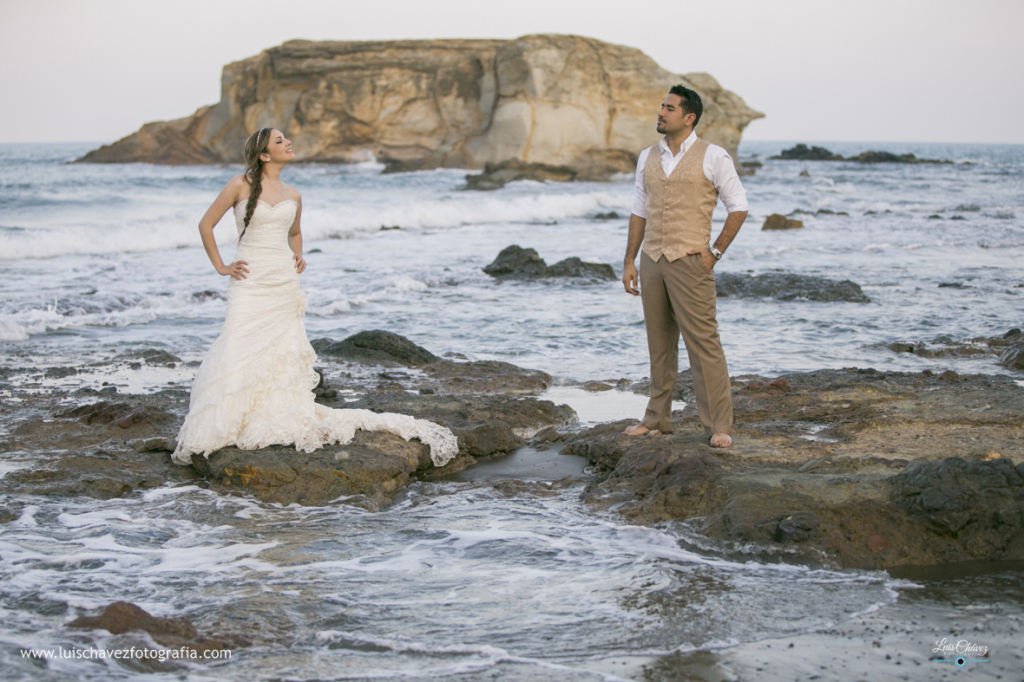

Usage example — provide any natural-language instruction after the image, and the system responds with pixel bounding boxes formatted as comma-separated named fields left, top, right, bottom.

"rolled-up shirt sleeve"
left=631, top=148, right=651, bottom=219
left=713, top=153, right=748, bottom=213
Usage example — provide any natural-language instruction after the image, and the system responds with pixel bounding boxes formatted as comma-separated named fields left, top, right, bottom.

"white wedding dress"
left=172, top=199, right=458, bottom=467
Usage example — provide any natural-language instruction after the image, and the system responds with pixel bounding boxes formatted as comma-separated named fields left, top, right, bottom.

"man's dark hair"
left=668, top=84, right=703, bottom=128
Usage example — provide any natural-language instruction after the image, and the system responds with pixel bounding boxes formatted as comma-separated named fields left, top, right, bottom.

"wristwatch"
left=710, top=247, right=723, bottom=261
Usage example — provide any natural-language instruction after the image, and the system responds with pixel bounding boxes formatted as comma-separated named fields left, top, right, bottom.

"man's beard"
left=656, top=122, right=666, bottom=133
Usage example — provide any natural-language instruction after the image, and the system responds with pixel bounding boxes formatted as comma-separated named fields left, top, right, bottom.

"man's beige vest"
left=642, top=138, right=719, bottom=262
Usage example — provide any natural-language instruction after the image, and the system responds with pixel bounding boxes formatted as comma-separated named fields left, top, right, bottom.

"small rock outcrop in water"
left=762, top=214, right=804, bottom=230
left=483, top=245, right=616, bottom=282
left=70, top=601, right=245, bottom=653
left=312, top=330, right=440, bottom=366
left=1000, top=343, right=1024, bottom=370
left=463, top=160, right=578, bottom=190
left=715, top=272, right=870, bottom=303
left=886, top=329, right=1021, bottom=368
left=772, top=144, right=844, bottom=161
left=75, top=35, right=762, bottom=177
left=771, top=143, right=951, bottom=164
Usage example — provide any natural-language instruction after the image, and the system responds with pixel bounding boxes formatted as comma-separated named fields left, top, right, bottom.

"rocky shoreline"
left=771, top=143, right=955, bottom=164
left=2, top=330, right=1022, bottom=572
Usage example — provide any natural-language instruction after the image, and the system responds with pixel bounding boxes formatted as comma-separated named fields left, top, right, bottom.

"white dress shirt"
left=631, top=132, right=749, bottom=217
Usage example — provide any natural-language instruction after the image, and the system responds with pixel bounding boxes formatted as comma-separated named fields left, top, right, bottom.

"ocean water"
left=1, top=141, right=1022, bottom=385
left=0, top=141, right=1022, bottom=679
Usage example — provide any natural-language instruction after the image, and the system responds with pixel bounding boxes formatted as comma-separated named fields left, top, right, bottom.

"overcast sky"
left=2, top=0, right=1022, bottom=145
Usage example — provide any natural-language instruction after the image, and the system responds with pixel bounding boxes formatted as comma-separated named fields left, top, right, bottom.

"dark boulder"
left=849, top=150, right=951, bottom=164
left=311, top=330, right=440, bottom=366
left=771, top=144, right=844, bottom=161
left=482, top=245, right=548, bottom=279
left=483, top=245, right=616, bottom=282
left=70, top=601, right=246, bottom=653
left=193, top=430, right=431, bottom=509
left=420, top=359, right=552, bottom=394
left=715, top=272, right=870, bottom=303
left=1000, top=343, right=1024, bottom=370
left=889, top=457, right=1024, bottom=541
left=762, top=214, right=804, bottom=230
left=546, top=257, right=616, bottom=281
left=770, top=144, right=951, bottom=164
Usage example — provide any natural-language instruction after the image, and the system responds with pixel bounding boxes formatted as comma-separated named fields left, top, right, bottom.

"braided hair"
left=241, top=127, right=272, bottom=239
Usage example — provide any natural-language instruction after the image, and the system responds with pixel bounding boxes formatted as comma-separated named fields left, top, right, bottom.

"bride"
left=171, top=128, right=458, bottom=468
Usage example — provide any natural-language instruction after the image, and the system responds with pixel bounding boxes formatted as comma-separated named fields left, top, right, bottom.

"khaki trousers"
left=639, top=251, right=733, bottom=435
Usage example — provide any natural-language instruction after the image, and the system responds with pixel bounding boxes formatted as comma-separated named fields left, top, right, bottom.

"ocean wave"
left=0, top=291, right=227, bottom=340
left=304, top=189, right=628, bottom=241
left=307, top=276, right=429, bottom=316
left=0, top=188, right=629, bottom=261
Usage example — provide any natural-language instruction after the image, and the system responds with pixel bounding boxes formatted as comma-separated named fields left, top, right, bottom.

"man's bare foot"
left=710, top=432, right=732, bottom=448
left=625, top=423, right=650, bottom=436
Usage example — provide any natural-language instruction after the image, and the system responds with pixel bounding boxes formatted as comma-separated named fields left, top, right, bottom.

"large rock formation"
left=77, top=34, right=763, bottom=174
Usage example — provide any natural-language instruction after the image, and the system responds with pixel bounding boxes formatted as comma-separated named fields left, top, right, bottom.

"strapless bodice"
left=233, top=199, right=297, bottom=246
left=231, top=199, right=299, bottom=288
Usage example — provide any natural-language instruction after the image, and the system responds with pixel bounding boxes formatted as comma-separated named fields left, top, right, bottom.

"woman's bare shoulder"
left=286, top=184, right=302, bottom=204
left=226, top=175, right=252, bottom=204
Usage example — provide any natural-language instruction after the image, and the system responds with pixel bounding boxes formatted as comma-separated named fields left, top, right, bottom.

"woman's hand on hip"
left=293, top=254, right=306, bottom=274
left=217, top=260, right=249, bottom=280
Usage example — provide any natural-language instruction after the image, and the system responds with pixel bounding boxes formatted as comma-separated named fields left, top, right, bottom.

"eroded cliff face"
left=78, top=34, right=763, bottom=174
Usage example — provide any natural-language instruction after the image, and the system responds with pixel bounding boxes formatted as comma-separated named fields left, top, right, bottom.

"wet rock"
left=594, top=211, right=621, bottom=220
left=762, top=214, right=804, bottom=230
left=312, top=330, right=440, bottom=366
left=581, top=381, right=615, bottom=392
left=771, top=144, right=844, bottom=161
left=349, top=393, right=577, bottom=441
left=885, top=330, right=1023, bottom=366
left=775, top=512, right=820, bottom=543
left=715, top=272, right=870, bottom=303
left=546, top=257, right=616, bottom=281
left=482, top=245, right=548, bottom=279
left=0, top=507, right=18, bottom=524
left=420, top=359, right=551, bottom=394
left=70, top=601, right=246, bottom=653
left=771, top=144, right=950, bottom=164
left=450, top=421, right=523, bottom=457
left=564, top=368, right=1024, bottom=568
left=55, top=401, right=176, bottom=431
left=849, top=150, right=951, bottom=164
left=999, top=343, right=1024, bottom=370
left=464, top=160, right=577, bottom=190
left=191, top=290, right=223, bottom=302
left=890, top=457, right=1024, bottom=546
left=132, top=437, right=176, bottom=453
left=483, top=245, right=615, bottom=282
left=193, top=431, right=430, bottom=507
left=788, top=208, right=849, bottom=217
left=44, top=366, right=79, bottom=378
left=531, top=425, right=563, bottom=443
left=114, top=349, right=182, bottom=366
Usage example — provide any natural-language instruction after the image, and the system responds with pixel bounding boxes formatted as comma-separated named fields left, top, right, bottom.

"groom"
left=621, top=84, right=748, bottom=448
